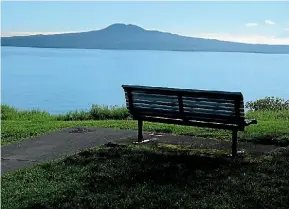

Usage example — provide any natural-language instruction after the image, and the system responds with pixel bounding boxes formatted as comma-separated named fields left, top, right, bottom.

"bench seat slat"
left=183, top=99, right=243, bottom=108
left=123, top=85, right=241, bottom=95
left=129, top=99, right=178, bottom=107
left=128, top=93, right=178, bottom=102
left=133, top=103, right=179, bottom=111
left=182, top=97, right=242, bottom=105
left=128, top=98, right=244, bottom=116
left=183, top=107, right=244, bottom=117
left=127, top=94, right=243, bottom=108
left=124, top=86, right=242, bottom=100
left=128, top=93, right=243, bottom=106
left=131, top=103, right=244, bottom=118
left=130, top=91, right=240, bottom=101
left=131, top=109, right=181, bottom=119
left=183, top=106, right=235, bottom=115
left=132, top=108, right=243, bottom=125
left=129, top=98, right=243, bottom=111
left=137, top=116, right=241, bottom=131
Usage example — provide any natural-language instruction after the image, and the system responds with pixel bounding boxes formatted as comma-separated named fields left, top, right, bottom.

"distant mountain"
left=2, top=23, right=289, bottom=54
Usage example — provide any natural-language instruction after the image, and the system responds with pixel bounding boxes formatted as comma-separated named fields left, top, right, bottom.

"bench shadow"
left=64, top=143, right=255, bottom=186
left=22, top=143, right=257, bottom=209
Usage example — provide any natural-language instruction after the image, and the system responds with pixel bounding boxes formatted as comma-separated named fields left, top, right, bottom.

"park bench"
left=122, top=85, right=257, bottom=157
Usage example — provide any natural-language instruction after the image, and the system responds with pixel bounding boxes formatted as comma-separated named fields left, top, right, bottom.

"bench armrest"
left=244, top=119, right=257, bottom=126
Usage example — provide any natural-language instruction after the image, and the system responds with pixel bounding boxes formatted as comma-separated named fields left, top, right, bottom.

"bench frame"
left=122, top=85, right=257, bottom=157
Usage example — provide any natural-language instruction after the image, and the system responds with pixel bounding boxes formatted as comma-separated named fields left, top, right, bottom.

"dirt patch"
left=67, top=127, right=94, bottom=134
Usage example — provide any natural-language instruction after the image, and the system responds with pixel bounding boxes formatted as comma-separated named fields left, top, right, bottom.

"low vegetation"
left=1, top=97, right=289, bottom=209
left=1, top=97, right=289, bottom=146
left=2, top=143, right=289, bottom=209
left=1, top=104, right=130, bottom=121
left=245, top=96, right=289, bottom=111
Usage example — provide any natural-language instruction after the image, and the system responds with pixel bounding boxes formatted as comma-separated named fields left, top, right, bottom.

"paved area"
left=1, top=127, right=278, bottom=174
left=1, top=127, right=139, bottom=174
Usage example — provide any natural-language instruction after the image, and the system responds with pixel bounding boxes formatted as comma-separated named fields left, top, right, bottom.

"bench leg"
left=138, top=120, right=143, bottom=142
left=232, top=130, right=238, bottom=157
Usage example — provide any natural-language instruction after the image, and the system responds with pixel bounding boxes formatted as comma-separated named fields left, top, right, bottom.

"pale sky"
left=2, top=1, right=289, bottom=45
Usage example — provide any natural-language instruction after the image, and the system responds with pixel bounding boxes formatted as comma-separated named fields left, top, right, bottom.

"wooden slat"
left=123, top=85, right=242, bottom=96
left=131, top=99, right=178, bottom=107
left=182, top=97, right=241, bottom=105
left=185, top=113, right=240, bottom=124
left=133, top=103, right=179, bottom=111
left=129, top=92, right=243, bottom=105
left=126, top=90, right=243, bottom=104
left=132, top=108, right=182, bottom=120
left=130, top=92, right=178, bottom=100
left=129, top=92, right=242, bottom=106
left=130, top=102, right=244, bottom=121
left=183, top=99, right=238, bottom=107
left=123, top=85, right=243, bottom=100
left=128, top=91, right=177, bottom=98
left=132, top=108, right=243, bottom=125
left=185, top=115, right=242, bottom=125
left=183, top=107, right=239, bottom=117
left=126, top=104, right=244, bottom=123
left=132, top=90, right=239, bottom=100
left=136, top=116, right=243, bottom=131
left=183, top=110, right=243, bottom=121
left=129, top=95, right=244, bottom=114
left=128, top=96, right=244, bottom=114
left=128, top=95, right=177, bottom=104
left=129, top=106, right=245, bottom=125
left=183, top=102, right=237, bottom=112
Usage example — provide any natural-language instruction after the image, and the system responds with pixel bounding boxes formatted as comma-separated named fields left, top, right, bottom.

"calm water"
left=2, top=46, right=289, bottom=114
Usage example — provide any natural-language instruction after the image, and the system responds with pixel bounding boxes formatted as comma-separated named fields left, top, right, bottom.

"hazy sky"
left=2, top=1, right=289, bottom=45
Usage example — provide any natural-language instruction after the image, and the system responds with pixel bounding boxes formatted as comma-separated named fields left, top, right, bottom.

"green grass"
left=2, top=104, right=289, bottom=208
left=2, top=143, right=289, bottom=209
left=1, top=105, right=289, bottom=146
left=1, top=104, right=130, bottom=121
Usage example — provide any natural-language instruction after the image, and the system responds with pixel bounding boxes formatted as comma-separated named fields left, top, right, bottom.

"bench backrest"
left=122, top=85, right=245, bottom=131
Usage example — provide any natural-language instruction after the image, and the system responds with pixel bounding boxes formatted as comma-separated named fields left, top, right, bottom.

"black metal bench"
left=122, top=85, right=257, bottom=157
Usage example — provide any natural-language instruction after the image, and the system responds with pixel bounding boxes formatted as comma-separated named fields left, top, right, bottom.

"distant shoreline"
left=2, top=46, right=289, bottom=55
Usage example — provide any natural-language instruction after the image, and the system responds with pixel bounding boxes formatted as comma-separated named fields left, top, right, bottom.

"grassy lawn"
left=1, top=105, right=289, bottom=146
left=2, top=143, right=289, bottom=209
left=1, top=104, right=289, bottom=209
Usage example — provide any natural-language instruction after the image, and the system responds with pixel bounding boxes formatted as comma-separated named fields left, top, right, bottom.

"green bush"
left=89, top=105, right=130, bottom=120
left=246, top=97, right=289, bottom=111
left=55, top=110, right=91, bottom=121
left=54, top=105, right=130, bottom=121
left=1, top=105, right=54, bottom=121
left=2, top=104, right=130, bottom=121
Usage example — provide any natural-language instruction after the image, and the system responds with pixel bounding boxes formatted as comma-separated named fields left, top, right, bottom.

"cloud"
left=245, top=23, right=258, bottom=27
left=189, top=33, right=289, bottom=45
left=284, top=28, right=289, bottom=31
left=1, top=31, right=84, bottom=37
left=264, top=20, right=276, bottom=25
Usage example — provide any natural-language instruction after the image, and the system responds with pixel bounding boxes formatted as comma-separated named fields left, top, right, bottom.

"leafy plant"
left=246, top=97, right=289, bottom=111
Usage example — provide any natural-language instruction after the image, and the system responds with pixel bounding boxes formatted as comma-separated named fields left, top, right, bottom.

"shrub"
left=245, top=97, right=289, bottom=111
left=55, top=110, right=91, bottom=121
left=1, top=105, right=54, bottom=121
left=89, top=105, right=130, bottom=120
